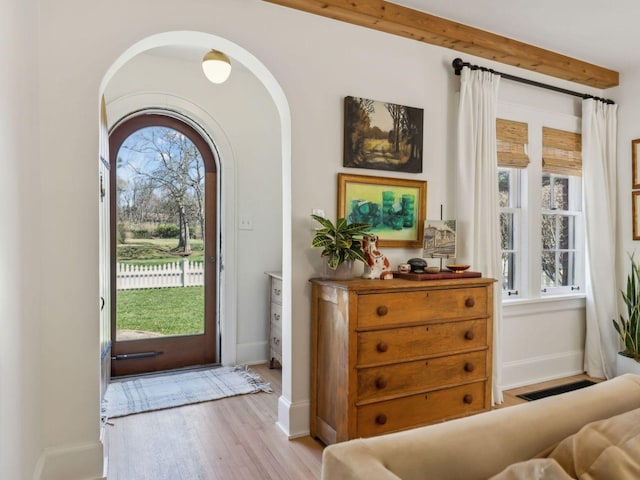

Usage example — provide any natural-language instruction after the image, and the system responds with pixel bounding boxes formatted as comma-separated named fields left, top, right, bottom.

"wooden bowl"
left=446, top=264, right=470, bottom=273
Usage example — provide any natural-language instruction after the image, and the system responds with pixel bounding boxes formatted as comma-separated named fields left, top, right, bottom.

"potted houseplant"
left=311, top=214, right=370, bottom=280
left=613, top=253, right=640, bottom=375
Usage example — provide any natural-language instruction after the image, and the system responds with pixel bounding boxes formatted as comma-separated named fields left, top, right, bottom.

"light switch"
left=312, top=209, right=325, bottom=230
left=239, top=215, right=253, bottom=230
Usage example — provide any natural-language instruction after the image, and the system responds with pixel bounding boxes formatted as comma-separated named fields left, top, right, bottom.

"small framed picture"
left=633, top=139, right=640, bottom=189
left=423, top=220, right=457, bottom=258
left=338, top=173, right=426, bottom=248
left=634, top=191, right=640, bottom=240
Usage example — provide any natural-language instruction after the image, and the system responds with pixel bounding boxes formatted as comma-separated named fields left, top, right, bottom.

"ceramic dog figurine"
left=362, top=234, right=391, bottom=279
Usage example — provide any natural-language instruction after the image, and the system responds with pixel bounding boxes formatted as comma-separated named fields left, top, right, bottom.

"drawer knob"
left=464, top=330, right=475, bottom=340
left=376, top=342, right=389, bottom=353
left=463, top=394, right=474, bottom=404
left=375, top=414, right=387, bottom=425
left=375, top=376, right=387, bottom=389
left=465, top=297, right=475, bottom=308
left=376, top=305, right=389, bottom=316
left=464, top=362, right=475, bottom=372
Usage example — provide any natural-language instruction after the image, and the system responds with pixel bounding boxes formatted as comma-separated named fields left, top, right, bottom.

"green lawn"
left=116, top=286, right=204, bottom=335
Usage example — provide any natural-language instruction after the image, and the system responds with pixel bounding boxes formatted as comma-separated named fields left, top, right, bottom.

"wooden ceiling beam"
left=263, top=0, right=619, bottom=89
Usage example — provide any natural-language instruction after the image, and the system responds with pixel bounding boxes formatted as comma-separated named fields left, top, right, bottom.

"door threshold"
left=110, top=362, right=221, bottom=382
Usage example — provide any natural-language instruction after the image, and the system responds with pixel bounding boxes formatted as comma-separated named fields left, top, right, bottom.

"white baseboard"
left=277, top=395, right=310, bottom=439
left=502, top=350, right=585, bottom=390
left=33, top=441, right=104, bottom=480
left=235, top=341, right=268, bottom=365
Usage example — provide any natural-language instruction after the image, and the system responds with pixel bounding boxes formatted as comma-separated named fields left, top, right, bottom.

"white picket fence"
left=116, top=259, right=204, bottom=290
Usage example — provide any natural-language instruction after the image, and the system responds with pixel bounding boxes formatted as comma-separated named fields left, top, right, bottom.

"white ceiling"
left=148, top=3, right=638, bottom=81
left=390, top=0, right=640, bottom=74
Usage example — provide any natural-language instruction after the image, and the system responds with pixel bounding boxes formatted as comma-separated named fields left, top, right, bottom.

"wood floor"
left=105, top=364, right=324, bottom=480
left=106, top=366, right=599, bottom=479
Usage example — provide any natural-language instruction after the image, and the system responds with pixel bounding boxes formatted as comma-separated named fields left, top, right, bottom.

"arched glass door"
left=109, top=113, right=218, bottom=376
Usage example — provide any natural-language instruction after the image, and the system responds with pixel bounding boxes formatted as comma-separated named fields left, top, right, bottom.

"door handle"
left=112, top=351, right=163, bottom=360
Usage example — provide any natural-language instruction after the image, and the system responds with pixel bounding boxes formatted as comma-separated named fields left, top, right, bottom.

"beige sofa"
left=321, top=374, right=640, bottom=479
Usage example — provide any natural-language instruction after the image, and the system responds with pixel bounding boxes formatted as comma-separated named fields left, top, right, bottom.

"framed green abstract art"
left=338, top=173, right=426, bottom=248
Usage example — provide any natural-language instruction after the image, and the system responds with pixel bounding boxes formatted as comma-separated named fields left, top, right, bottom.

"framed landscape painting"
left=338, top=173, right=426, bottom=248
left=343, top=96, right=424, bottom=173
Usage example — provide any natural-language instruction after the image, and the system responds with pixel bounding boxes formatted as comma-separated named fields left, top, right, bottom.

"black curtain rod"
left=451, top=58, right=615, bottom=105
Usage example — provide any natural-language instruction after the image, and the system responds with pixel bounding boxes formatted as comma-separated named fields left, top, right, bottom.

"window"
left=499, top=167, right=520, bottom=294
left=497, top=119, right=528, bottom=297
left=540, top=127, right=583, bottom=295
left=541, top=174, right=580, bottom=291
left=497, top=118, right=583, bottom=300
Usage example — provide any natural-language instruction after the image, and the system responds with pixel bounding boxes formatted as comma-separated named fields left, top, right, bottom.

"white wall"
left=0, top=0, right=42, bottom=479
left=614, top=69, right=640, bottom=285
left=612, top=68, right=640, bottom=349
left=10, top=0, right=616, bottom=477
left=104, top=51, right=282, bottom=365
left=502, top=298, right=586, bottom=388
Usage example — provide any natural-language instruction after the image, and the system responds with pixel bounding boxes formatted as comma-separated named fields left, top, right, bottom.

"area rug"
left=516, top=380, right=597, bottom=401
left=103, top=365, right=272, bottom=418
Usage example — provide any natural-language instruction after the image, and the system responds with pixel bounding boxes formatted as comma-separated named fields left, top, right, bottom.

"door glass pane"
left=115, top=126, right=206, bottom=341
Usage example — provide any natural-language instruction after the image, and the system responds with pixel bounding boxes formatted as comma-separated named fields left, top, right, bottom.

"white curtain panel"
left=456, top=67, right=504, bottom=403
left=582, top=98, right=618, bottom=379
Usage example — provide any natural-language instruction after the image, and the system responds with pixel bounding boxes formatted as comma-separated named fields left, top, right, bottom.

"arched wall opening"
left=99, top=31, right=293, bottom=432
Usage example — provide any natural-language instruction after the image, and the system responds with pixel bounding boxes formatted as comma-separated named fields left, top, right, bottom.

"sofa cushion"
left=548, top=406, right=640, bottom=479
left=488, top=458, right=573, bottom=480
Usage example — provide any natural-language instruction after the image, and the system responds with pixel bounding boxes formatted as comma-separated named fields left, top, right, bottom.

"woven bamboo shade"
left=497, top=119, right=529, bottom=168
left=542, top=127, right=582, bottom=176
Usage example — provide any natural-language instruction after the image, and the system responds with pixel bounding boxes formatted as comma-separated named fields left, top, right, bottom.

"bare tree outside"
left=117, top=126, right=206, bottom=255
left=541, top=174, right=573, bottom=287
left=499, top=169, right=576, bottom=291
left=111, top=115, right=217, bottom=352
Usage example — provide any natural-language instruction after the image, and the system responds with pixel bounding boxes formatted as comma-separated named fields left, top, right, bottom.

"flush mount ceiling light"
left=202, top=49, right=231, bottom=84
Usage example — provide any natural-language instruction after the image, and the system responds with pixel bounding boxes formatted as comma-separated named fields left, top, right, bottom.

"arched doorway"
left=109, top=113, right=218, bottom=376
left=100, top=31, right=294, bottom=434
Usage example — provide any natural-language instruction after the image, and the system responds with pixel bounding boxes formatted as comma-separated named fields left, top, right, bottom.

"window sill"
left=503, top=292, right=586, bottom=306
left=502, top=293, right=586, bottom=315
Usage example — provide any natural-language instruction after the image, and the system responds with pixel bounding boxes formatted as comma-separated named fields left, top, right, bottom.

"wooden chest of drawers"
left=310, top=277, right=494, bottom=445
left=266, top=272, right=282, bottom=369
